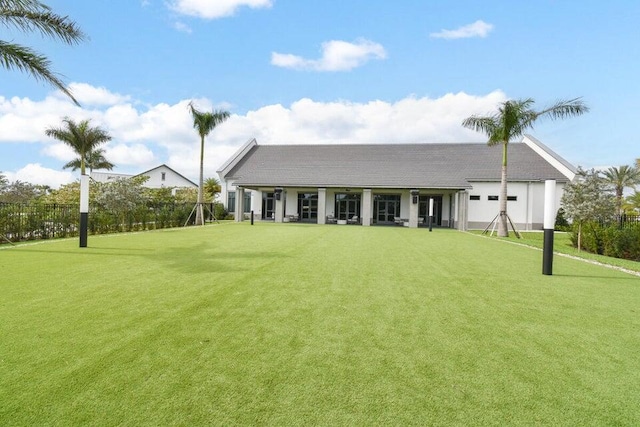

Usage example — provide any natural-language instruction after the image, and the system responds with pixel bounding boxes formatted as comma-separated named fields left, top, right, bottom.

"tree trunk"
left=577, top=222, right=582, bottom=252
left=195, top=135, right=205, bottom=226
left=498, top=143, right=509, bottom=237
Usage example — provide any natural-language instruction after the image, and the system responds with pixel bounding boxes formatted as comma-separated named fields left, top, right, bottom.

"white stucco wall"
left=141, top=165, right=196, bottom=189
left=466, top=181, right=565, bottom=230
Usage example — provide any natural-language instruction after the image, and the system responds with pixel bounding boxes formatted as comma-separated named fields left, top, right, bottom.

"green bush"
left=571, top=221, right=640, bottom=261
left=602, top=227, right=640, bottom=261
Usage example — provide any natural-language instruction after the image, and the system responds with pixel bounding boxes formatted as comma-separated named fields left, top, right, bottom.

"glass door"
left=298, top=193, right=318, bottom=222
left=262, top=192, right=275, bottom=220
left=374, top=194, right=400, bottom=224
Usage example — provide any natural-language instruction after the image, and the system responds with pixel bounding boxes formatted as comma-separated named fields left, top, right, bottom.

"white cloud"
left=4, top=164, right=75, bottom=188
left=170, top=0, right=272, bottom=19
left=107, top=143, right=157, bottom=167
left=67, top=83, right=130, bottom=106
left=0, top=82, right=508, bottom=188
left=173, top=21, right=192, bottom=33
left=272, top=39, right=387, bottom=72
left=430, top=20, right=494, bottom=40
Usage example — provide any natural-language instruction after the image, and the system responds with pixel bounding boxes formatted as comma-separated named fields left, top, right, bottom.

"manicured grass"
left=473, top=230, right=640, bottom=273
left=1, top=223, right=639, bottom=425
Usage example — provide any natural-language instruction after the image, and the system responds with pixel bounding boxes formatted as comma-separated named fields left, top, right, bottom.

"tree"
left=462, top=98, right=589, bottom=236
left=94, top=176, right=147, bottom=231
left=63, top=148, right=114, bottom=173
left=0, top=171, right=8, bottom=193
left=601, top=165, right=640, bottom=215
left=45, top=118, right=112, bottom=175
left=561, top=168, right=616, bottom=251
left=0, top=179, right=46, bottom=203
left=188, top=102, right=230, bottom=225
left=0, top=0, right=87, bottom=105
left=203, top=177, right=221, bottom=203
left=624, top=190, right=640, bottom=214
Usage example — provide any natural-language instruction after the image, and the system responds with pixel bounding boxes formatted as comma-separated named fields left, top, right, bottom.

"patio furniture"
left=326, top=215, right=337, bottom=224
left=347, top=215, right=359, bottom=224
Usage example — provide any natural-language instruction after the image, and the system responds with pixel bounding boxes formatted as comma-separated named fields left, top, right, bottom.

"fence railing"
left=0, top=202, right=212, bottom=243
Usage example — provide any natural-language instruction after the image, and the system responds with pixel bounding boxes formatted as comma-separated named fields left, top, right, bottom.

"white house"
left=91, top=164, right=197, bottom=190
left=216, top=135, right=574, bottom=230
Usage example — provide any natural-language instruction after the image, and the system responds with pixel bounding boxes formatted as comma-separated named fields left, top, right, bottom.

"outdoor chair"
left=347, top=215, right=359, bottom=224
left=326, top=215, right=337, bottom=224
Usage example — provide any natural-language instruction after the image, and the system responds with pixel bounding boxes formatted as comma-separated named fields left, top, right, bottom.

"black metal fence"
left=616, top=214, right=640, bottom=229
left=0, top=202, right=209, bottom=243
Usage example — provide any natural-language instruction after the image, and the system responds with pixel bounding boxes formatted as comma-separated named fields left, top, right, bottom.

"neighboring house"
left=217, top=135, right=575, bottom=230
left=91, top=164, right=197, bottom=190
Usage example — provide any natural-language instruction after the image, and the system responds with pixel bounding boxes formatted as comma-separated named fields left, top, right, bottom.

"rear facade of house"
left=217, top=135, right=575, bottom=230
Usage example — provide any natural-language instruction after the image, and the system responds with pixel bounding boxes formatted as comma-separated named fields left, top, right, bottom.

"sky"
left=1, top=0, right=639, bottom=188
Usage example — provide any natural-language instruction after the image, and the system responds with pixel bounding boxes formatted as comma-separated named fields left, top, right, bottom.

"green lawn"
left=1, top=223, right=639, bottom=425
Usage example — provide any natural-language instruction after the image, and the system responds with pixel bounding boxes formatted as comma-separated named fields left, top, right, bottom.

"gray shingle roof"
left=224, top=143, right=571, bottom=189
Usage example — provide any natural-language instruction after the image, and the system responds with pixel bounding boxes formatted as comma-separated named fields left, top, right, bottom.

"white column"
left=362, top=189, right=372, bottom=226
left=318, top=188, right=327, bottom=224
left=235, top=187, right=244, bottom=222
left=409, top=189, right=419, bottom=228
left=274, top=188, right=284, bottom=223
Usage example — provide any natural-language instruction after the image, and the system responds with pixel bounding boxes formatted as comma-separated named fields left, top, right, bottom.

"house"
left=91, top=164, right=197, bottom=190
left=216, top=135, right=575, bottom=230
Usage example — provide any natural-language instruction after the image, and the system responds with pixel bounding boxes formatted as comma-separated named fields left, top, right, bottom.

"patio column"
left=409, top=189, right=419, bottom=228
left=235, top=187, right=244, bottom=222
left=274, top=187, right=284, bottom=223
left=362, top=189, right=372, bottom=226
left=318, top=188, right=327, bottom=224
left=457, top=191, right=468, bottom=231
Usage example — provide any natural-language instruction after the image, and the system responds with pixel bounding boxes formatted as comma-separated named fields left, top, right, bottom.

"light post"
left=542, top=180, right=556, bottom=275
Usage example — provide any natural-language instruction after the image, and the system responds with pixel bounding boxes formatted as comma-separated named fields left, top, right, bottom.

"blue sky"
left=1, top=0, right=638, bottom=187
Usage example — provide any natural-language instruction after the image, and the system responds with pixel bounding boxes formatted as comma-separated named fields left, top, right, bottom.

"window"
left=488, top=195, right=517, bottom=201
left=161, top=172, right=166, bottom=181
left=470, top=195, right=480, bottom=201
left=243, top=192, right=251, bottom=213
left=227, top=191, right=236, bottom=211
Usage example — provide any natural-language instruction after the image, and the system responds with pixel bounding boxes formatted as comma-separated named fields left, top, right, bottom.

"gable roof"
left=221, top=139, right=574, bottom=190
left=135, top=164, right=197, bottom=187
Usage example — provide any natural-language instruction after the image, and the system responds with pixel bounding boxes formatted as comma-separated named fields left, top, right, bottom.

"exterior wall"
left=140, top=165, right=196, bottom=189
left=466, top=181, right=566, bottom=230
left=217, top=180, right=565, bottom=230
left=91, top=171, right=133, bottom=183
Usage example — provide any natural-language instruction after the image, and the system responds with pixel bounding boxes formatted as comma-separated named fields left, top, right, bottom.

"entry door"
left=262, top=193, right=275, bottom=219
left=419, top=196, right=442, bottom=225
left=298, top=194, right=318, bottom=221
left=376, top=200, right=398, bottom=223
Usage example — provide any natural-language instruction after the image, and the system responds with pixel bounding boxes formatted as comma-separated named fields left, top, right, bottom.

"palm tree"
left=63, top=148, right=114, bottom=173
left=462, top=98, right=589, bottom=237
left=203, top=177, right=221, bottom=202
left=45, top=118, right=112, bottom=175
left=188, top=102, right=230, bottom=225
left=601, top=165, right=640, bottom=215
left=1, top=0, right=87, bottom=105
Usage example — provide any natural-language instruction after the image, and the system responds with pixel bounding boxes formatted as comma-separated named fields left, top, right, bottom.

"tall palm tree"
left=462, top=98, right=589, bottom=237
left=602, top=165, right=640, bottom=215
left=63, top=147, right=114, bottom=173
left=1, top=0, right=87, bottom=105
left=188, top=102, right=230, bottom=225
left=45, top=118, right=112, bottom=175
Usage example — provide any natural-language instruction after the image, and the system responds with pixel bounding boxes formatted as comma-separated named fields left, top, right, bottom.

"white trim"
left=522, top=134, right=576, bottom=180
left=217, top=138, right=257, bottom=178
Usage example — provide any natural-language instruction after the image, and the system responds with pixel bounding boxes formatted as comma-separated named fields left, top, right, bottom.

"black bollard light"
left=542, top=180, right=556, bottom=275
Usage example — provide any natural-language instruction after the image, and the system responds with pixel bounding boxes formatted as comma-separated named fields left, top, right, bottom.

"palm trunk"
left=498, top=143, right=509, bottom=237
left=195, top=135, right=205, bottom=225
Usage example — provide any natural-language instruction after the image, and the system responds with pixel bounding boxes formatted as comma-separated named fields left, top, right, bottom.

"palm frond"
left=0, top=8, right=87, bottom=44
left=0, top=40, right=79, bottom=105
